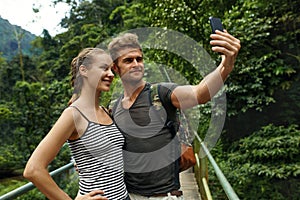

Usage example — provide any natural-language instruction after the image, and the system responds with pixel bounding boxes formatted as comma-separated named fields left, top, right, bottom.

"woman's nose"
left=107, top=68, right=114, bottom=77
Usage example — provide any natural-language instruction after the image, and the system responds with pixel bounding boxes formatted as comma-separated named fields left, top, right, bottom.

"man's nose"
left=132, top=59, right=139, bottom=65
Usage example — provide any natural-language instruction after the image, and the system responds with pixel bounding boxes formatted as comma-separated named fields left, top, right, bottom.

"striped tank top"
left=68, top=106, right=128, bottom=200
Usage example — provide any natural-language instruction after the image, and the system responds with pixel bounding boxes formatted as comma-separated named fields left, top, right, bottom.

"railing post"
left=194, top=131, right=240, bottom=200
left=196, top=132, right=240, bottom=200
left=200, top=141, right=240, bottom=200
left=195, top=148, right=212, bottom=200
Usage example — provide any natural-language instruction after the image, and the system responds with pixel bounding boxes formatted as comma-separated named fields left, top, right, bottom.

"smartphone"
left=209, top=17, right=224, bottom=33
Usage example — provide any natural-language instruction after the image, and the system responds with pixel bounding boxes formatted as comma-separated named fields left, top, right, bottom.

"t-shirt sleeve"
left=158, top=82, right=178, bottom=112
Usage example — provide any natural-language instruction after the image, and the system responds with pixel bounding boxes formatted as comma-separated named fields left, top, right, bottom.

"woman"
left=23, top=48, right=129, bottom=200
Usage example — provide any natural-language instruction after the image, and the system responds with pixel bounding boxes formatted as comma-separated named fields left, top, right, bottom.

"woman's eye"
left=99, top=65, right=108, bottom=70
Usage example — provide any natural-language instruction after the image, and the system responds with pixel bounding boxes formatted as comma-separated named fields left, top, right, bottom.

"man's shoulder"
left=148, top=82, right=178, bottom=110
left=149, top=82, right=178, bottom=87
left=149, top=82, right=178, bottom=96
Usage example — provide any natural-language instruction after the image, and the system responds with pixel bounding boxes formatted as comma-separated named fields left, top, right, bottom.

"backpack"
left=150, top=83, right=196, bottom=172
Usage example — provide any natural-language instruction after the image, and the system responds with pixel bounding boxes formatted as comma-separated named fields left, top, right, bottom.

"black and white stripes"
left=68, top=121, right=128, bottom=200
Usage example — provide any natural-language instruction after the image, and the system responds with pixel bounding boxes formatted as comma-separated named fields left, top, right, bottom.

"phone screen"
left=209, top=17, right=223, bottom=33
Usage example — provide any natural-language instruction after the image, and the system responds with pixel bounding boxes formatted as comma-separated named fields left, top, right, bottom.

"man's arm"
left=171, top=30, right=241, bottom=109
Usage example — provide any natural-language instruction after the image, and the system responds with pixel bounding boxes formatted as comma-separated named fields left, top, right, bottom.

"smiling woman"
left=23, top=48, right=130, bottom=200
left=0, top=0, right=70, bottom=36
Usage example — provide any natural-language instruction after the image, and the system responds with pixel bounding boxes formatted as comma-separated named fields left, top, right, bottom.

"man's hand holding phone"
left=209, top=16, right=241, bottom=74
left=209, top=17, right=224, bottom=33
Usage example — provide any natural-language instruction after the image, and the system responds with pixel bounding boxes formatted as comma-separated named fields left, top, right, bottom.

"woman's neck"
left=74, top=89, right=101, bottom=109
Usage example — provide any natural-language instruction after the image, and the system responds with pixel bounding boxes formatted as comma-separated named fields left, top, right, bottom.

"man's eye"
left=136, top=57, right=143, bottom=62
left=124, top=58, right=133, bottom=63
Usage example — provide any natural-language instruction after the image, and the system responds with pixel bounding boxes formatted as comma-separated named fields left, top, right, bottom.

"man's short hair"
left=108, top=33, right=142, bottom=62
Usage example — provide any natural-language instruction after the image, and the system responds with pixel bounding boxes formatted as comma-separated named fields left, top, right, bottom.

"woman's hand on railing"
left=75, top=190, right=108, bottom=200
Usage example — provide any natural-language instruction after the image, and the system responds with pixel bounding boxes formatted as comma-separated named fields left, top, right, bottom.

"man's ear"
left=112, top=63, right=120, bottom=75
left=79, top=65, right=88, bottom=77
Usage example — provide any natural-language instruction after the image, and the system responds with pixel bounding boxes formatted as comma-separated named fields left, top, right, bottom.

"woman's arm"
left=23, top=108, right=76, bottom=200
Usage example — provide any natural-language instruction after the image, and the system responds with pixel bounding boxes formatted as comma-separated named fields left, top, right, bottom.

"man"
left=108, top=29, right=240, bottom=199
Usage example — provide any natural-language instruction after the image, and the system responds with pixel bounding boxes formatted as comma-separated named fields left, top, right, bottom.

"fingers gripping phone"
left=209, top=17, right=224, bottom=33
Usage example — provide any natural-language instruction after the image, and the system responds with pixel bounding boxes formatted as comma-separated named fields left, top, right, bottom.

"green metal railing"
left=0, top=162, right=74, bottom=200
left=1, top=134, right=240, bottom=200
left=159, top=62, right=239, bottom=199
left=194, top=131, right=240, bottom=200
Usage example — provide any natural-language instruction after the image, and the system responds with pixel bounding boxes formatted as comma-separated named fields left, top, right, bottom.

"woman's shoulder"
left=56, top=105, right=83, bottom=125
left=56, top=106, right=76, bottom=124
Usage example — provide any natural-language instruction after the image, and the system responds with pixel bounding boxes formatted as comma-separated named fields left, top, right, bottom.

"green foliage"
left=1, top=0, right=300, bottom=199
left=55, top=171, right=79, bottom=199
left=149, top=0, right=299, bottom=117
left=0, top=79, right=72, bottom=172
left=28, top=30, right=61, bottom=82
left=0, top=145, right=23, bottom=173
left=0, top=171, right=79, bottom=199
left=0, top=104, right=13, bottom=122
left=16, top=189, right=47, bottom=200
left=50, top=144, right=72, bottom=171
left=58, top=24, right=109, bottom=79
left=0, top=179, right=28, bottom=196
left=0, top=174, right=78, bottom=200
left=0, top=102, right=18, bottom=146
left=229, top=124, right=300, bottom=178
left=224, top=0, right=299, bottom=115
left=109, top=2, right=150, bottom=30
left=210, top=124, right=300, bottom=199
left=149, top=0, right=233, bottom=39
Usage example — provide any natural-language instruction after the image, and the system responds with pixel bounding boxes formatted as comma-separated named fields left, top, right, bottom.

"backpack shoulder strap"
left=149, top=83, right=180, bottom=134
left=149, top=83, right=163, bottom=108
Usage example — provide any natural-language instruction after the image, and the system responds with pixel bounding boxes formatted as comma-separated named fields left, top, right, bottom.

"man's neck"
left=123, top=80, right=145, bottom=97
left=121, top=80, right=146, bottom=108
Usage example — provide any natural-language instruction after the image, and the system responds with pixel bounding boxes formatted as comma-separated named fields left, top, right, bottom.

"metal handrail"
left=194, top=131, right=240, bottom=200
left=1, top=137, right=239, bottom=200
left=0, top=162, right=74, bottom=200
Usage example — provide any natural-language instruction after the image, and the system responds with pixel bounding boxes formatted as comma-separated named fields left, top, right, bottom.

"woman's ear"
left=79, top=65, right=88, bottom=77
